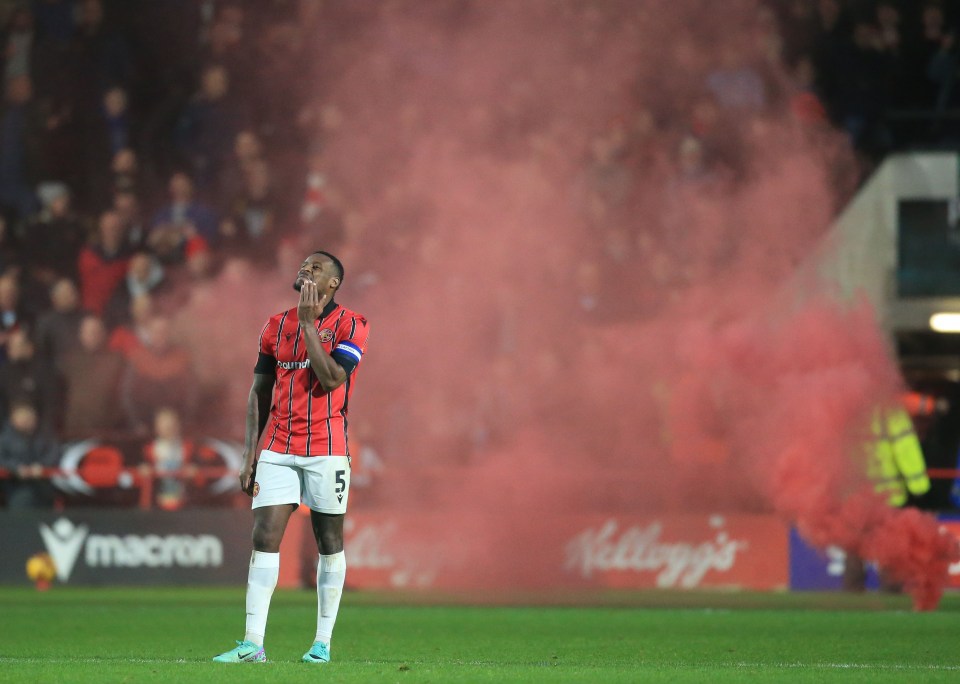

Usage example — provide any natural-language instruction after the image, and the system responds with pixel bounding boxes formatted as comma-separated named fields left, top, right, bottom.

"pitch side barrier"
left=4, top=465, right=960, bottom=511
left=0, top=464, right=238, bottom=509
left=0, top=435, right=245, bottom=509
left=2, top=458, right=960, bottom=511
left=2, top=507, right=960, bottom=592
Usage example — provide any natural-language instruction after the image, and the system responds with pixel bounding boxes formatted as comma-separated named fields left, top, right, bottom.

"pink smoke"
left=175, top=0, right=957, bottom=607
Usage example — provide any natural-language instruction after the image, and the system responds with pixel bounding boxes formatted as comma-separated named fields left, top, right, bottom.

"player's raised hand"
left=297, top=279, right=328, bottom=323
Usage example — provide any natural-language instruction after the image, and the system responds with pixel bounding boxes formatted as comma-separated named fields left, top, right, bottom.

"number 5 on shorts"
left=335, top=470, right=346, bottom=494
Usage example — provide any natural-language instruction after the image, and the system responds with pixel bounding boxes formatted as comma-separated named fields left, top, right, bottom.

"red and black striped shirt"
left=256, top=300, right=369, bottom=456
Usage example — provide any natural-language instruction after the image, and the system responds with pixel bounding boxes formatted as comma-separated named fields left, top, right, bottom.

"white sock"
left=315, top=551, right=346, bottom=644
left=244, top=551, right=280, bottom=646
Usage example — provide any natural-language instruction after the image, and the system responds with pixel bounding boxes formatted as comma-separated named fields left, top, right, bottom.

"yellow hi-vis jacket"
left=866, top=408, right=931, bottom=507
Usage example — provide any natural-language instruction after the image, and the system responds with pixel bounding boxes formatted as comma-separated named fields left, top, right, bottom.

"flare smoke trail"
left=180, top=0, right=957, bottom=607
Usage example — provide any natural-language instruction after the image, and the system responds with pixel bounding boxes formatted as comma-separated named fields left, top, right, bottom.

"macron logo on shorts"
left=334, top=341, right=362, bottom=363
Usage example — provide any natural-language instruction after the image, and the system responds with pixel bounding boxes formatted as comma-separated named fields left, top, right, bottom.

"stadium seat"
left=77, top=446, right=126, bottom=487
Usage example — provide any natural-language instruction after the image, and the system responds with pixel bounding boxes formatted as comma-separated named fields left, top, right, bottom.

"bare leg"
left=310, top=511, right=344, bottom=554
left=252, top=503, right=298, bottom=552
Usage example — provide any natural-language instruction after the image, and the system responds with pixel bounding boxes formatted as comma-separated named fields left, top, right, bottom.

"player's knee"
left=317, top=528, right=343, bottom=555
left=251, top=523, right=283, bottom=552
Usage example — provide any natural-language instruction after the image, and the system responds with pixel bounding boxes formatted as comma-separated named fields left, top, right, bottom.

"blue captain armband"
left=331, top=341, right=363, bottom=375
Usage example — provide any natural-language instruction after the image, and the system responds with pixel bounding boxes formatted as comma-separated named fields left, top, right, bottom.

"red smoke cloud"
left=180, top=0, right=957, bottom=607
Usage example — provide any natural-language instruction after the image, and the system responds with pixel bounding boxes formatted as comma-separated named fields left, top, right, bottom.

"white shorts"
left=252, top=450, right=350, bottom=514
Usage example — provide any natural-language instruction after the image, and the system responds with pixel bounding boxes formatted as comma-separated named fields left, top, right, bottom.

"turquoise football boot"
left=302, top=640, right=330, bottom=663
left=212, top=640, right=266, bottom=663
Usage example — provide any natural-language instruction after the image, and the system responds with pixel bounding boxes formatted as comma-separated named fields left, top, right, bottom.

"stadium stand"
left=0, top=0, right=958, bottom=512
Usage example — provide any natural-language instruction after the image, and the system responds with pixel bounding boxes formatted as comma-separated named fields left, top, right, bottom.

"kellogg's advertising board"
left=340, top=513, right=789, bottom=591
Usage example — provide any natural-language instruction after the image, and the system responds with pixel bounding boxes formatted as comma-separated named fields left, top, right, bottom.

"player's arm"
left=248, top=372, right=274, bottom=446
left=302, top=325, right=348, bottom=391
left=239, top=370, right=274, bottom=496
left=298, top=281, right=348, bottom=392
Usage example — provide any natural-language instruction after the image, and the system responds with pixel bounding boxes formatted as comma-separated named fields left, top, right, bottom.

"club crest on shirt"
left=318, top=328, right=334, bottom=342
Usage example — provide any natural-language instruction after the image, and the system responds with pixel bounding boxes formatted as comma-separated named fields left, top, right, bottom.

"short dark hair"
left=312, top=250, right=344, bottom=284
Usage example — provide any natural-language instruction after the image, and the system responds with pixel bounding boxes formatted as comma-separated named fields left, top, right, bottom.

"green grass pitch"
left=1, top=587, right=958, bottom=682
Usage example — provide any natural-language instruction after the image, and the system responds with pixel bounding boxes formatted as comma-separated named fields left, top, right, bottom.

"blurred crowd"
left=778, top=0, right=960, bottom=159
left=0, top=0, right=339, bottom=509
left=567, top=0, right=960, bottom=321
left=0, top=0, right=956, bottom=509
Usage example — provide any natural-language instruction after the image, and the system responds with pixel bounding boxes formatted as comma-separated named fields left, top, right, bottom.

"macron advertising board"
left=0, top=510, right=251, bottom=585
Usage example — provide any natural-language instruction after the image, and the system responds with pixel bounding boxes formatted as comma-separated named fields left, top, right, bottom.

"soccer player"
left=213, top=251, right=369, bottom=664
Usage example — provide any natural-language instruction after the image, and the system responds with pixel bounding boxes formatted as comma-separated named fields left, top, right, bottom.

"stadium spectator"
left=219, top=158, right=283, bottom=263
left=140, top=406, right=213, bottom=511
left=23, top=181, right=87, bottom=288
left=111, top=187, right=148, bottom=250
left=871, top=5, right=910, bottom=113
left=0, top=75, right=42, bottom=220
left=754, top=4, right=786, bottom=76
left=110, top=148, right=141, bottom=196
left=250, top=20, right=307, bottom=153
left=0, top=210, right=22, bottom=275
left=107, top=292, right=155, bottom=359
left=175, top=63, right=248, bottom=189
left=198, top=10, right=252, bottom=99
left=1, top=6, right=35, bottom=84
left=902, top=2, right=956, bottom=109
left=581, top=122, right=634, bottom=226
left=141, top=405, right=187, bottom=509
left=705, top=44, right=768, bottom=112
left=673, top=135, right=720, bottom=189
left=33, top=277, right=84, bottom=367
left=148, top=171, right=217, bottom=263
left=0, top=400, right=59, bottom=508
left=295, top=99, right=344, bottom=151
left=69, top=0, right=134, bottom=101
left=623, top=108, right=662, bottom=170
left=104, top=252, right=165, bottom=328
left=119, top=315, right=196, bottom=435
left=298, top=145, right=344, bottom=237
left=85, top=89, right=134, bottom=206
left=217, top=129, right=265, bottom=206
left=101, top=86, right=131, bottom=156
left=775, top=0, right=819, bottom=63
left=59, top=314, right=124, bottom=439
left=0, top=270, right=31, bottom=353
left=0, top=328, right=60, bottom=432
left=830, top=20, right=897, bottom=156
left=78, top=209, right=132, bottom=316
left=875, top=1, right=903, bottom=57
left=788, top=56, right=829, bottom=126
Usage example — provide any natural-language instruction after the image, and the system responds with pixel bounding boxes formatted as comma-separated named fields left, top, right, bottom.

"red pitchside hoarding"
left=561, top=515, right=788, bottom=590
left=278, top=512, right=789, bottom=591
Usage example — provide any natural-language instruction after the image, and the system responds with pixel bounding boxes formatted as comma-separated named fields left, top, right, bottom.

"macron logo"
left=37, top=517, right=225, bottom=582
left=39, top=518, right=89, bottom=582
